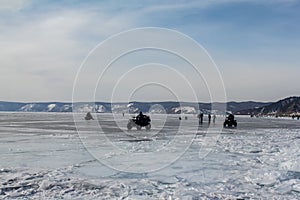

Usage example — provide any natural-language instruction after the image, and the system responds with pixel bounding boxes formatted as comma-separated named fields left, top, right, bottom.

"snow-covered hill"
left=0, top=101, right=270, bottom=114
left=237, top=96, right=300, bottom=116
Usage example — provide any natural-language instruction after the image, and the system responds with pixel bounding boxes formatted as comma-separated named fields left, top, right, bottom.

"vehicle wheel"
left=234, top=121, right=237, bottom=127
left=136, top=125, right=142, bottom=130
left=146, top=124, right=151, bottom=130
left=127, top=123, right=132, bottom=130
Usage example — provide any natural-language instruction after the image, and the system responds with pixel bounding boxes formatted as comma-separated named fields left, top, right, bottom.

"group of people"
left=197, top=113, right=216, bottom=124
left=291, top=115, right=300, bottom=120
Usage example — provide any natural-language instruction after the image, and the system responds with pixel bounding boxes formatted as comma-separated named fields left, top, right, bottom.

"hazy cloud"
left=0, top=0, right=299, bottom=102
left=0, top=0, right=31, bottom=11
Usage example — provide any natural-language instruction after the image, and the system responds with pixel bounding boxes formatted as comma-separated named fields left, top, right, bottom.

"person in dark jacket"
left=198, top=113, right=203, bottom=124
left=228, top=113, right=234, bottom=121
left=136, top=111, right=144, bottom=121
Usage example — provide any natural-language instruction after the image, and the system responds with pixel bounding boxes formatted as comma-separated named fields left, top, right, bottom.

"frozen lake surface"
left=0, top=113, right=299, bottom=199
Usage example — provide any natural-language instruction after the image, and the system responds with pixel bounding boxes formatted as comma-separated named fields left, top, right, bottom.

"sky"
left=0, top=0, right=299, bottom=102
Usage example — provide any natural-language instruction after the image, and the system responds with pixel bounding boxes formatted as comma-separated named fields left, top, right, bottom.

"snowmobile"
left=127, top=113, right=151, bottom=130
left=85, top=112, right=94, bottom=120
left=223, top=114, right=237, bottom=128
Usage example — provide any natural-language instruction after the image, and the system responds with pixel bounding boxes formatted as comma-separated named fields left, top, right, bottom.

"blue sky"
left=0, top=0, right=299, bottom=102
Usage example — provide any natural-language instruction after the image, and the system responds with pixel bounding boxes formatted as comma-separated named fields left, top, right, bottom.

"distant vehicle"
left=223, top=114, right=237, bottom=128
left=85, top=112, right=94, bottom=120
left=127, top=112, right=151, bottom=130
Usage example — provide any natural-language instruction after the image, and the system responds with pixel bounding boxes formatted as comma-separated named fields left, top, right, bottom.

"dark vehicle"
left=223, top=114, right=237, bottom=128
left=127, top=112, right=151, bottom=130
left=85, top=112, right=94, bottom=120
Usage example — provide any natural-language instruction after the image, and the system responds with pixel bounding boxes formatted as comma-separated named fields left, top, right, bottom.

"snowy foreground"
left=0, top=113, right=299, bottom=199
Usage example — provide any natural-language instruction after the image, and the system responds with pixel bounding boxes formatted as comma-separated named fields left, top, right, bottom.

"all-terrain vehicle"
left=223, top=114, right=237, bottom=128
left=127, top=112, right=151, bottom=130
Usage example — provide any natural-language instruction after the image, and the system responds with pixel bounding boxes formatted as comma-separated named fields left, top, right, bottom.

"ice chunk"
left=292, top=184, right=300, bottom=193
left=276, top=181, right=293, bottom=194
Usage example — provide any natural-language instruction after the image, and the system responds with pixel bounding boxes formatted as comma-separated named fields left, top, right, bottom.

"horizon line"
left=1, top=95, right=299, bottom=104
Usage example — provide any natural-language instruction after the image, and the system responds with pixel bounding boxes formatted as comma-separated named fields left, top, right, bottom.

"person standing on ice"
left=198, top=113, right=203, bottom=124
left=208, top=114, right=211, bottom=124
left=213, top=114, right=216, bottom=124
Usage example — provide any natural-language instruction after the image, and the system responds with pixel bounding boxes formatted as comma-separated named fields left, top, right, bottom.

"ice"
left=275, top=180, right=294, bottom=194
left=0, top=113, right=300, bottom=199
left=293, top=183, right=300, bottom=193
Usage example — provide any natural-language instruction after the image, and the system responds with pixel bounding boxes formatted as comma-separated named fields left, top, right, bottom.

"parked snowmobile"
left=223, top=114, right=237, bottom=128
left=127, top=112, right=151, bottom=130
left=85, top=112, right=94, bottom=120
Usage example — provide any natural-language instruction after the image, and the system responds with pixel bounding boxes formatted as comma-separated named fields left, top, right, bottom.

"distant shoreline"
left=0, top=96, right=299, bottom=116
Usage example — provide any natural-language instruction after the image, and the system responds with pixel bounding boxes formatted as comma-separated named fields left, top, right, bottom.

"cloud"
left=133, top=0, right=298, bottom=15
left=0, top=3, right=136, bottom=101
left=0, top=0, right=299, bottom=101
left=221, top=61, right=300, bottom=101
left=0, top=0, right=31, bottom=11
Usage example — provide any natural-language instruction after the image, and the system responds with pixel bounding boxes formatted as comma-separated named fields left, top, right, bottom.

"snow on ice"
left=0, top=113, right=299, bottom=199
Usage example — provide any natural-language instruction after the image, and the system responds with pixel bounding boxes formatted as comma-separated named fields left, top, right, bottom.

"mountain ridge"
left=0, top=100, right=270, bottom=114
left=236, top=96, right=300, bottom=116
